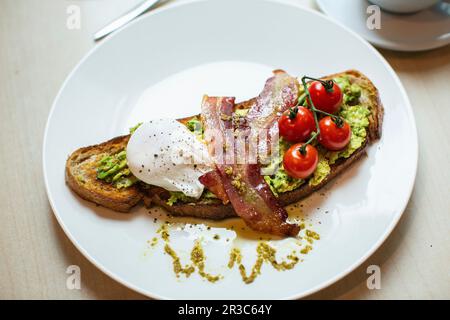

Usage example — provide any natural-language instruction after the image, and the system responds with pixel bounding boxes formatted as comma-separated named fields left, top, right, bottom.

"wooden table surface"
left=0, top=0, right=449, bottom=299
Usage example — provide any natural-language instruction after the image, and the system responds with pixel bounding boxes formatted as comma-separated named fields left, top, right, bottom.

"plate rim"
left=43, top=0, right=418, bottom=299
left=316, top=0, right=450, bottom=52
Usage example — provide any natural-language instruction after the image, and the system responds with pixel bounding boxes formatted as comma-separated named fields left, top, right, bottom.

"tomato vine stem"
left=298, top=132, right=319, bottom=155
left=289, top=106, right=298, bottom=120
left=302, top=76, right=335, bottom=92
left=297, top=76, right=344, bottom=155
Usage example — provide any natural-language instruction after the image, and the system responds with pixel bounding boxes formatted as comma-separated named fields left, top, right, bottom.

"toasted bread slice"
left=65, top=135, right=142, bottom=212
left=144, top=186, right=235, bottom=220
left=66, top=70, right=383, bottom=218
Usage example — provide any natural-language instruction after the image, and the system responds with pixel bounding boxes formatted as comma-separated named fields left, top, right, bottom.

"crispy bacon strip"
left=198, top=96, right=235, bottom=204
left=207, top=70, right=299, bottom=197
left=247, top=69, right=299, bottom=126
left=217, top=163, right=299, bottom=236
left=199, top=171, right=229, bottom=204
left=247, top=70, right=300, bottom=166
left=201, top=94, right=299, bottom=237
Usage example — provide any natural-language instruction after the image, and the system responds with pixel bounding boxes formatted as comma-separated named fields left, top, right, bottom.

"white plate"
left=317, top=0, right=450, bottom=52
left=43, top=0, right=418, bottom=299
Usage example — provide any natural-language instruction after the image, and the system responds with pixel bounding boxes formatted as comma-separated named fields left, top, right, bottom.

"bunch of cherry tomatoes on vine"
left=278, top=77, right=352, bottom=179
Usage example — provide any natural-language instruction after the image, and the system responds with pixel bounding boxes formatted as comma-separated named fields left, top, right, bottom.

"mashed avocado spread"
left=97, top=150, right=137, bottom=189
left=186, top=117, right=204, bottom=140
left=263, top=138, right=305, bottom=196
left=326, top=104, right=371, bottom=164
left=96, top=76, right=371, bottom=203
left=167, top=189, right=218, bottom=206
left=96, top=125, right=142, bottom=188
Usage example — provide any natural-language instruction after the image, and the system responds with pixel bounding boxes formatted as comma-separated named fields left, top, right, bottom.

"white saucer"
left=317, top=0, right=450, bottom=51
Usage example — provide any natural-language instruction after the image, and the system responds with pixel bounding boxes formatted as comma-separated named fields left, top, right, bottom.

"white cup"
left=369, top=0, right=440, bottom=13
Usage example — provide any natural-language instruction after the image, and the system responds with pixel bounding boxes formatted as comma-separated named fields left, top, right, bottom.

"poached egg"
left=126, top=119, right=213, bottom=198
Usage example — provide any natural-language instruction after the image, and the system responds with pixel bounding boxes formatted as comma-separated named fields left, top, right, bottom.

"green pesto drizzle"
left=306, top=230, right=320, bottom=240
left=158, top=224, right=221, bottom=283
left=227, top=242, right=300, bottom=284
left=155, top=224, right=319, bottom=284
left=300, top=245, right=313, bottom=255
left=164, top=244, right=195, bottom=278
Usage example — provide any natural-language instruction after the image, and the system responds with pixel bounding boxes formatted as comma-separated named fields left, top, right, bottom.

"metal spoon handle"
left=94, top=0, right=162, bottom=41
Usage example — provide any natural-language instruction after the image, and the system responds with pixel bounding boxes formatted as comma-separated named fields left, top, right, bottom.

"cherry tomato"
left=283, top=143, right=319, bottom=179
left=318, top=116, right=352, bottom=151
left=278, top=106, right=315, bottom=142
left=308, top=80, right=343, bottom=114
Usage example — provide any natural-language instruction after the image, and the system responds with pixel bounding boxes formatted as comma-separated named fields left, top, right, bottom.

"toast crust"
left=66, top=70, right=383, bottom=217
left=65, top=135, right=142, bottom=212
